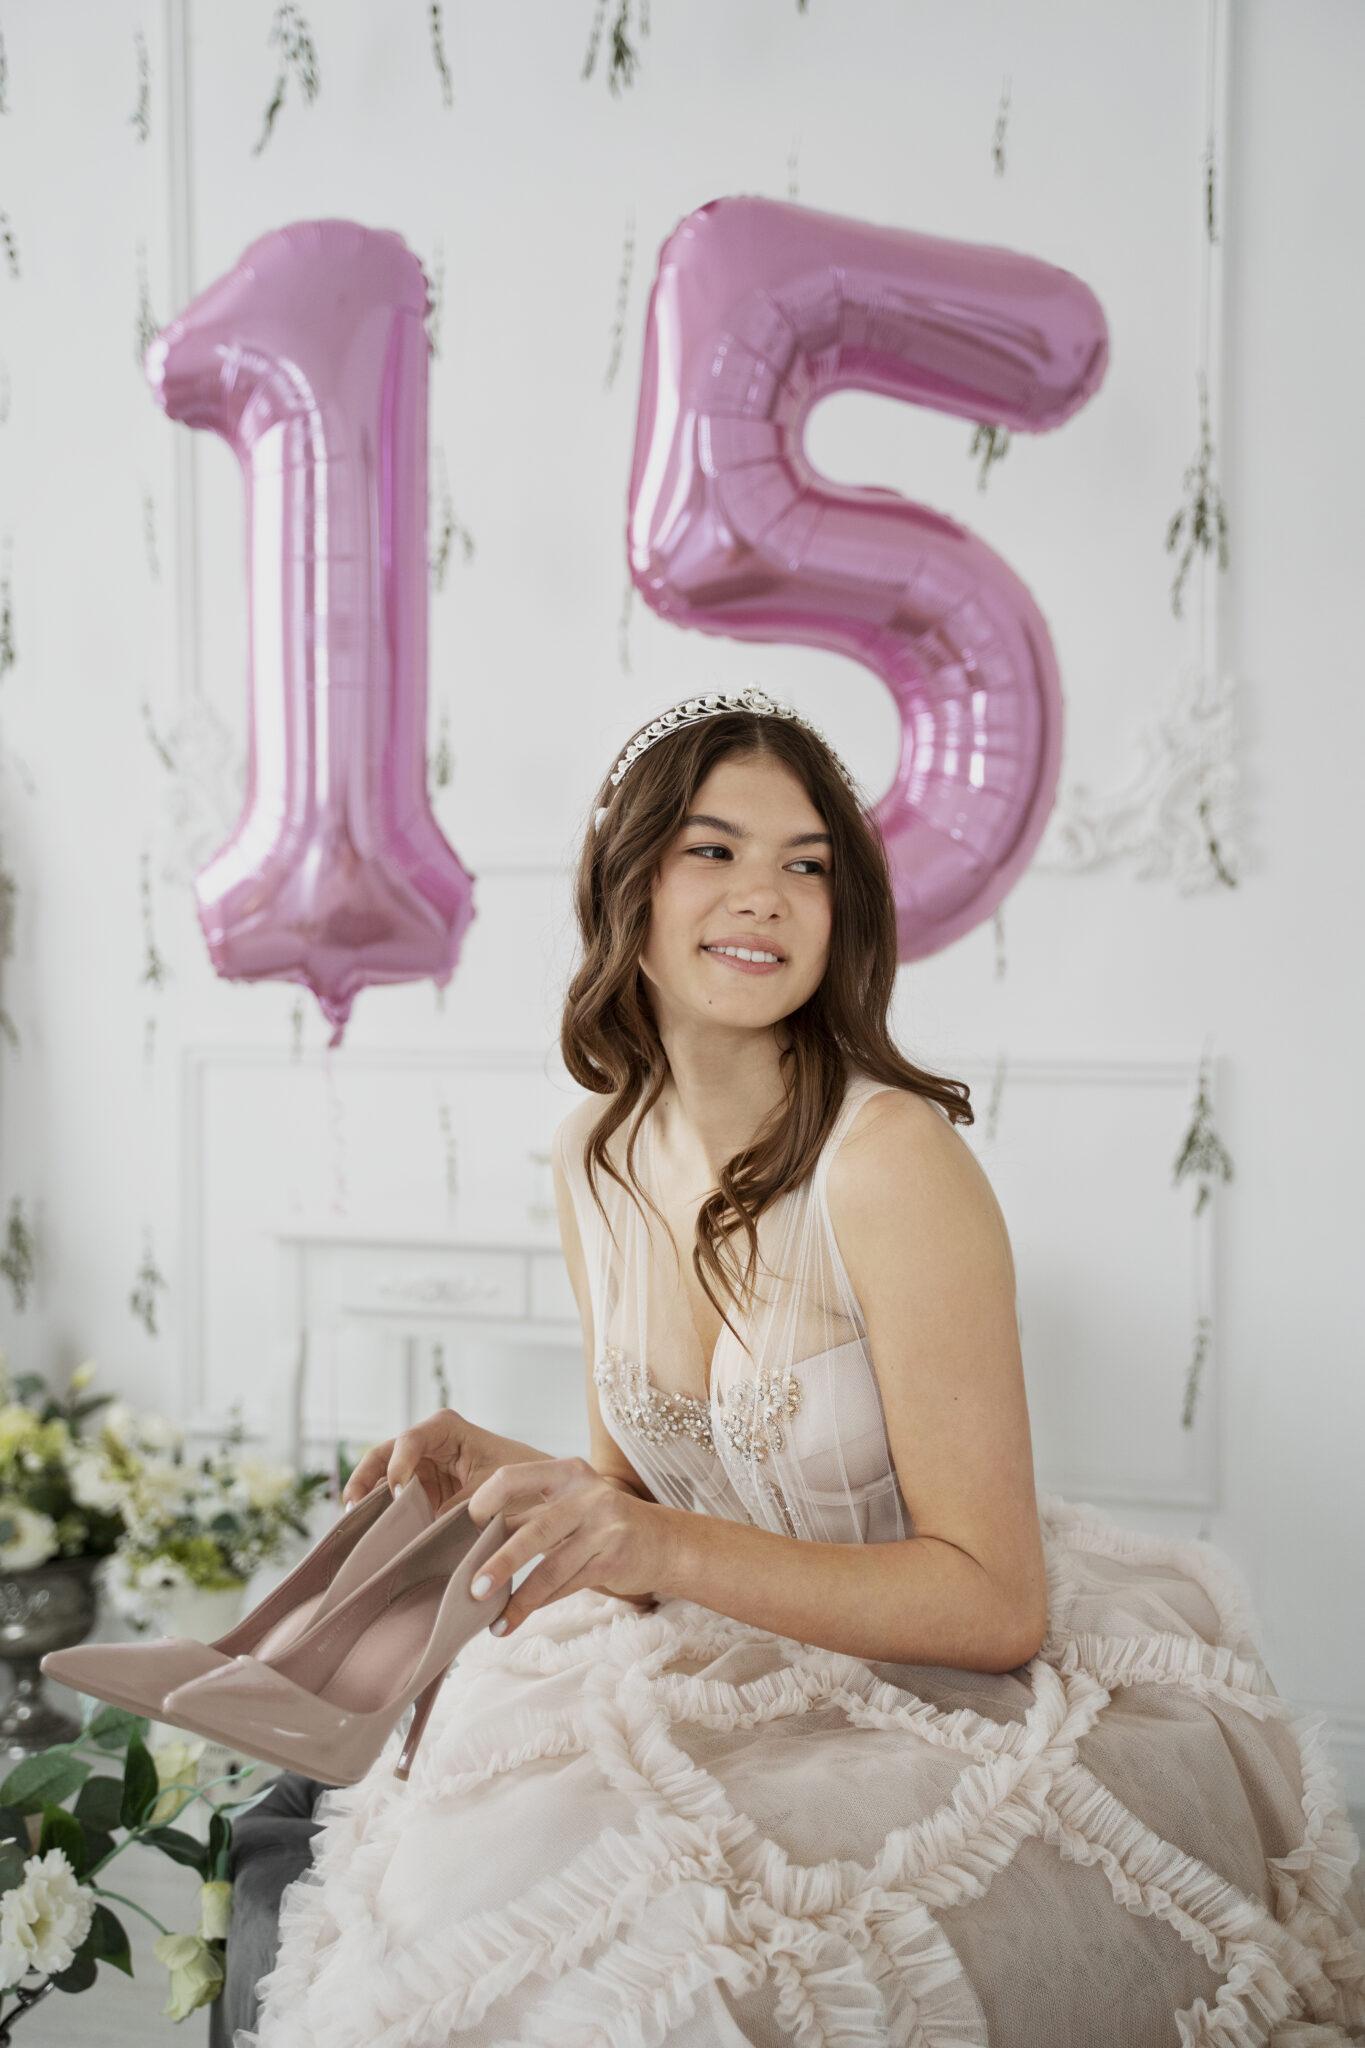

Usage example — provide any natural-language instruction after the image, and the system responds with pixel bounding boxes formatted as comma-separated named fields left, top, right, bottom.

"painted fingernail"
left=471, top=1574, right=492, bottom=1599
left=392, top=1481, right=404, bottom=1498
left=342, top=1500, right=355, bottom=1514
left=489, top=1616, right=508, bottom=1635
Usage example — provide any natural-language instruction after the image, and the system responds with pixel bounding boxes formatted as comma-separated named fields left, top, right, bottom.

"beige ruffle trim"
left=235, top=1493, right=1365, bottom=2047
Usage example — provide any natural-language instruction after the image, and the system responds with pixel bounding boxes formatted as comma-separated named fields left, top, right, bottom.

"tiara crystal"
left=593, top=686, right=859, bottom=831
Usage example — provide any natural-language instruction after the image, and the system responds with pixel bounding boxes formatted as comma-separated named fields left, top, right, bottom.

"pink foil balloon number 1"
left=145, top=220, right=476, bottom=1045
left=628, top=196, right=1110, bottom=957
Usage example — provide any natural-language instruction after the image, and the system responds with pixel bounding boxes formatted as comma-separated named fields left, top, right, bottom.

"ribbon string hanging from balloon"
left=145, top=219, right=476, bottom=1046
left=626, top=194, right=1110, bottom=959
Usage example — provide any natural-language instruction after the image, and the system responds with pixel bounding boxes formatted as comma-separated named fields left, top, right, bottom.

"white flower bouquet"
left=0, top=1356, right=332, bottom=2032
left=0, top=1352, right=329, bottom=1626
left=0, top=1700, right=272, bottom=2034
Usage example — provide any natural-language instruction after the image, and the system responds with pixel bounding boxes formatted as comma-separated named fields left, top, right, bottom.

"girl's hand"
left=342, top=1410, right=546, bottom=1517
left=464, top=1456, right=674, bottom=1632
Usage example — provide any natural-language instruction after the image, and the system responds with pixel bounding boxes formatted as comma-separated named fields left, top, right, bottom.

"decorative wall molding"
left=948, top=1053, right=1223, bottom=1518
left=1032, top=664, right=1238, bottom=890
left=178, top=1042, right=565, bottom=1429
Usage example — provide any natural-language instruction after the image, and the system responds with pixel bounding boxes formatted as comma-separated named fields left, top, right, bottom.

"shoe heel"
left=394, top=1658, right=454, bottom=1780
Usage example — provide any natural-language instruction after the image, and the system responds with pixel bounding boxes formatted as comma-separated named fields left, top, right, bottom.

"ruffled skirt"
left=237, top=1493, right=1365, bottom=2047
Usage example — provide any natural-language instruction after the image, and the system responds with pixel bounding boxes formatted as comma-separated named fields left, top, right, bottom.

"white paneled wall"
left=0, top=0, right=1360, bottom=1839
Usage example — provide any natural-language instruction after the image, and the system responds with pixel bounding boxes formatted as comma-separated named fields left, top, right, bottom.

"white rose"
left=0, top=1505, right=59, bottom=1572
left=99, top=1400, right=138, bottom=1446
left=135, top=1458, right=192, bottom=1522
left=137, top=1413, right=184, bottom=1455
left=68, top=1449, right=125, bottom=1514
left=234, top=1457, right=294, bottom=1513
left=0, top=1848, right=95, bottom=1985
left=148, top=1732, right=208, bottom=1825
left=70, top=1360, right=98, bottom=1393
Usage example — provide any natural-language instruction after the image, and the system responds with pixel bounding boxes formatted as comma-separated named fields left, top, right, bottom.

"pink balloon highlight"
left=627, top=196, right=1109, bottom=958
left=145, top=219, right=476, bottom=1045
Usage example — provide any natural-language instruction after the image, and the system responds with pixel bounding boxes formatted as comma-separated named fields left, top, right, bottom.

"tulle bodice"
left=555, top=1068, right=919, bottom=1545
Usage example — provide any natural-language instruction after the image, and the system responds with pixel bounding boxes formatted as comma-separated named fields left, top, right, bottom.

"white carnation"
left=0, top=1848, right=95, bottom=1987
left=0, top=1504, right=59, bottom=1571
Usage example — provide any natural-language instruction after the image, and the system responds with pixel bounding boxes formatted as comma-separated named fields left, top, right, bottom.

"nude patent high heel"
left=39, top=1477, right=434, bottom=1720
left=159, top=1496, right=511, bottom=1786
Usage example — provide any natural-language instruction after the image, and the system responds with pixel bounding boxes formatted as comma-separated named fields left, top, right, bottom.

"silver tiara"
left=593, top=686, right=859, bottom=830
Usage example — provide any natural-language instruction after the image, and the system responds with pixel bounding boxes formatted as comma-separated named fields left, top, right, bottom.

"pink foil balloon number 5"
left=145, top=219, right=476, bottom=1045
left=628, top=196, right=1109, bottom=957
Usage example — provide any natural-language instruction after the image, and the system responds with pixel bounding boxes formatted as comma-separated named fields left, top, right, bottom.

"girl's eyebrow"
left=682, top=811, right=832, bottom=848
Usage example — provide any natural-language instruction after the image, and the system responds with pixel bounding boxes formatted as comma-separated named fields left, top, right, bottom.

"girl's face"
left=638, top=752, right=834, bottom=1033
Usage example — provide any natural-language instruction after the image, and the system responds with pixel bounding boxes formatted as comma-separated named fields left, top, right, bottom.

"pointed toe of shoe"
left=40, top=1638, right=231, bottom=1716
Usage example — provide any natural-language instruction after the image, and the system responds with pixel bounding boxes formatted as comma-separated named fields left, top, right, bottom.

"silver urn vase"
left=0, top=1553, right=102, bottom=1760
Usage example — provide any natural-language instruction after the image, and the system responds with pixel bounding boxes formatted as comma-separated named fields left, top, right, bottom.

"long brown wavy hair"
left=559, top=701, right=973, bottom=1353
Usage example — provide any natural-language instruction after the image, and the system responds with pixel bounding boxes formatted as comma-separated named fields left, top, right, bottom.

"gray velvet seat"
left=208, top=1772, right=327, bottom=2048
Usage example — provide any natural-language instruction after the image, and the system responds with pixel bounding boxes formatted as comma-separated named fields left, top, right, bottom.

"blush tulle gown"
left=239, top=1070, right=1365, bottom=2046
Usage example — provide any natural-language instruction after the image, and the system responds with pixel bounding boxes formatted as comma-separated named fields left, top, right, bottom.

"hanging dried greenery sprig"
left=0, top=840, right=17, bottom=1052
left=0, top=547, right=14, bottom=681
left=130, top=26, right=150, bottom=142
left=582, top=0, right=648, bottom=96
left=429, top=2, right=453, bottom=108
left=129, top=1229, right=168, bottom=1336
left=424, top=242, right=445, bottom=359
left=0, top=1196, right=35, bottom=1312
left=1203, top=135, right=1219, bottom=246
left=253, top=3, right=320, bottom=157
left=1195, top=785, right=1237, bottom=890
left=430, top=445, right=474, bottom=592
left=992, top=73, right=1011, bottom=177
left=139, top=848, right=169, bottom=991
left=603, top=209, right=635, bottom=391
left=1165, top=370, right=1229, bottom=620
left=786, top=134, right=801, bottom=203
left=1181, top=1311, right=1212, bottom=1433
left=969, top=423, right=1010, bottom=491
left=431, top=702, right=453, bottom=789
left=1172, top=1048, right=1233, bottom=1217
left=140, top=697, right=175, bottom=772
left=983, top=1047, right=1007, bottom=1147
left=0, top=23, right=9, bottom=114
left=0, top=210, right=18, bottom=280
left=1174, top=1050, right=1231, bottom=1429
left=134, top=239, right=160, bottom=370
left=431, top=1340, right=452, bottom=1409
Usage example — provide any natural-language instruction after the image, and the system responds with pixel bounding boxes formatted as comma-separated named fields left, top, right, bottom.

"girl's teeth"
left=704, top=945, right=781, bottom=963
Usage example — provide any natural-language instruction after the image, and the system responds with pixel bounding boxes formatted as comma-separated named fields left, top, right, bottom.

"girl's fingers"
left=469, top=1485, right=590, bottom=1595
left=342, top=1441, right=394, bottom=1505
left=485, top=1530, right=610, bottom=1637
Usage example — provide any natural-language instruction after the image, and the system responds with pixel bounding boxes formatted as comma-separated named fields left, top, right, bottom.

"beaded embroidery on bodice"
left=562, top=1070, right=914, bottom=1546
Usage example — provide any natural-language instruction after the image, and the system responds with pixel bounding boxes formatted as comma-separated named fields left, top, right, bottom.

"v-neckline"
left=640, top=1096, right=729, bottom=1404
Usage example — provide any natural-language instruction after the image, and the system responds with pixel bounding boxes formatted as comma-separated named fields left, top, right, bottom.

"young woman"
left=247, top=688, right=1365, bottom=2047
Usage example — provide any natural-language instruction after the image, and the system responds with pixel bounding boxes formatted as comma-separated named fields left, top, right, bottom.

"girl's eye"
left=685, top=844, right=827, bottom=877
